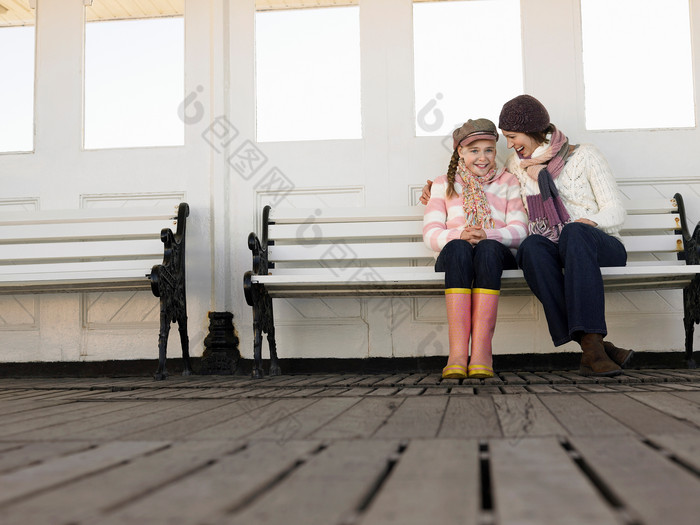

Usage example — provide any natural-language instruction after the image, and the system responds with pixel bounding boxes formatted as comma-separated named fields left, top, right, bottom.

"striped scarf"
left=457, top=157, right=496, bottom=229
left=519, top=127, right=572, bottom=242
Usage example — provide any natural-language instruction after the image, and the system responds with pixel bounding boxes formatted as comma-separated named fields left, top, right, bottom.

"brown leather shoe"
left=580, top=333, right=622, bottom=377
left=603, top=341, right=634, bottom=368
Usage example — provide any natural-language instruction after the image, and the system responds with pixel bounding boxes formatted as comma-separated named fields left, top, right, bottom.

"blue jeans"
left=515, top=222, right=627, bottom=346
left=435, top=239, right=517, bottom=290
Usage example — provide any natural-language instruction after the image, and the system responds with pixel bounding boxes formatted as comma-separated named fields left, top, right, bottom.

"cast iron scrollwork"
left=674, top=193, right=699, bottom=367
left=149, top=202, right=193, bottom=379
left=243, top=205, right=281, bottom=378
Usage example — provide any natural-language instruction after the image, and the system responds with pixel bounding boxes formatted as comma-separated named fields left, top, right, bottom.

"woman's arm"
left=580, top=145, right=626, bottom=231
left=483, top=174, right=529, bottom=248
left=419, top=180, right=433, bottom=205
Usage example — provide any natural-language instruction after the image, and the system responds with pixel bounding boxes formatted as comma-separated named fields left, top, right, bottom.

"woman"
left=424, top=119, right=527, bottom=379
left=498, top=94, right=632, bottom=376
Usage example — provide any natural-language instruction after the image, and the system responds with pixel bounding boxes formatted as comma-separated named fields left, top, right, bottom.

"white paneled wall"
left=0, top=0, right=214, bottom=362
left=1, top=0, right=699, bottom=362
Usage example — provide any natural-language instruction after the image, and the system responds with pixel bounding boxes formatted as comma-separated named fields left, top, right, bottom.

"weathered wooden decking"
left=1, top=370, right=699, bottom=524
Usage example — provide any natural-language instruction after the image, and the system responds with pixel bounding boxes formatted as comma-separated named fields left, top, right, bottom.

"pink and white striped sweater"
left=423, top=169, right=528, bottom=255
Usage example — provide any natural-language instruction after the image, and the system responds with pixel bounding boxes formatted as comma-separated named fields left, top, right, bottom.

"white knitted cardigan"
left=504, top=143, right=626, bottom=237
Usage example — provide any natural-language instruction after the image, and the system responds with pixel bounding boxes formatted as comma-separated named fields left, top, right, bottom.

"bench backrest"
left=264, top=198, right=684, bottom=272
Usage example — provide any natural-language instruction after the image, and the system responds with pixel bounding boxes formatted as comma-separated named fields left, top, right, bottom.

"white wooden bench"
left=0, top=203, right=192, bottom=379
left=244, top=194, right=700, bottom=378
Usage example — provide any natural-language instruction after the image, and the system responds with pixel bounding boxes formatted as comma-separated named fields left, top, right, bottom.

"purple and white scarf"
left=519, top=127, right=573, bottom=242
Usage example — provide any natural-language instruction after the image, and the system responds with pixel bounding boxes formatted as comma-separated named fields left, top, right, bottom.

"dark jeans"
left=435, top=239, right=518, bottom=290
left=515, top=222, right=627, bottom=346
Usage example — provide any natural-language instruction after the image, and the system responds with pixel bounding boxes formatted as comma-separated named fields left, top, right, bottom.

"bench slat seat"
left=267, top=235, right=684, bottom=263
left=0, top=207, right=177, bottom=225
left=620, top=214, right=681, bottom=231
left=1, top=239, right=165, bottom=262
left=0, top=220, right=176, bottom=243
left=267, top=213, right=681, bottom=242
left=0, top=259, right=163, bottom=293
left=268, top=206, right=424, bottom=223
left=244, top=194, right=700, bottom=378
left=622, top=199, right=680, bottom=214
left=255, top=264, right=698, bottom=296
left=267, top=200, right=679, bottom=223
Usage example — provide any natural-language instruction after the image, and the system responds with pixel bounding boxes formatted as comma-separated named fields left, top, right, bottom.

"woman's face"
left=501, top=131, right=540, bottom=158
left=458, top=139, right=497, bottom=177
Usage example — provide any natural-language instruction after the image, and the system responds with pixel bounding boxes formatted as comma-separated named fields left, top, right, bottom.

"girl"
left=424, top=119, right=528, bottom=379
left=498, top=94, right=631, bottom=376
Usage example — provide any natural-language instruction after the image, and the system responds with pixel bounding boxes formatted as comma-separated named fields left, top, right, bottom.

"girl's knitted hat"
left=498, top=94, right=550, bottom=133
left=452, top=118, right=499, bottom=149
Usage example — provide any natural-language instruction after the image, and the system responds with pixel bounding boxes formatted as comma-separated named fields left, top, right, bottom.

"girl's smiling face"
left=501, top=130, right=540, bottom=158
left=458, top=139, right=497, bottom=176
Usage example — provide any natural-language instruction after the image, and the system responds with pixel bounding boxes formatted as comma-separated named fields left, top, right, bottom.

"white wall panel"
left=83, top=291, right=160, bottom=329
left=0, top=199, right=40, bottom=332
left=2, top=0, right=700, bottom=362
left=0, top=0, right=214, bottom=363
left=0, top=296, right=37, bottom=330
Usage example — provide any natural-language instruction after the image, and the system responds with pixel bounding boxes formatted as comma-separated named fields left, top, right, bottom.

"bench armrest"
left=674, top=193, right=700, bottom=264
left=149, top=202, right=189, bottom=298
left=247, top=205, right=272, bottom=275
left=248, top=232, right=269, bottom=276
left=244, top=206, right=272, bottom=307
left=174, top=202, right=189, bottom=241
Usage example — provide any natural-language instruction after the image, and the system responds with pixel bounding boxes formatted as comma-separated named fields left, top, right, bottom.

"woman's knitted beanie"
left=498, top=94, right=550, bottom=133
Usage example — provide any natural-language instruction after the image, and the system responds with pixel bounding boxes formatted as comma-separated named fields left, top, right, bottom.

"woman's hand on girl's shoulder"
left=419, top=179, right=433, bottom=205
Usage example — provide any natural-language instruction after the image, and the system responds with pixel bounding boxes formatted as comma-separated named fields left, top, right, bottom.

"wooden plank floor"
left=0, top=370, right=699, bottom=524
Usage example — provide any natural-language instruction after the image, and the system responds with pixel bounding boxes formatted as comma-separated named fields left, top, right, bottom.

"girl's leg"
left=435, top=240, right=475, bottom=378
left=516, top=234, right=571, bottom=346
left=469, top=240, right=517, bottom=378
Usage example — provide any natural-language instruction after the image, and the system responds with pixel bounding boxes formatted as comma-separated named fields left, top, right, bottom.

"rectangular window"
left=0, top=1, right=35, bottom=153
left=84, top=1, right=185, bottom=149
left=581, top=0, right=695, bottom=130
left=413, top=0, right=523, bottom=137
left=255, top=3, right=362, bottom=142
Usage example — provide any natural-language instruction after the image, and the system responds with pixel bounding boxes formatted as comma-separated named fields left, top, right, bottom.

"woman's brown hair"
left=524, top=124, right=556, bottom=147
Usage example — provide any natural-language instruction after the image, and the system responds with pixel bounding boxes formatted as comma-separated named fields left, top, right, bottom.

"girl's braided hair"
left=445, top=148, right=460, bottom=199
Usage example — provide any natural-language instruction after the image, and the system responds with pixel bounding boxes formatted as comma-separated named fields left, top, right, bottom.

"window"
left=255, top=2, right=362, bottom=142
left=0, top=1, right=35, bottom=153
left=581, top=0, right=695, bottom=130
left=413, top=0, right=523, bottom=137
left=84, top=1, right=184, bottom=149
